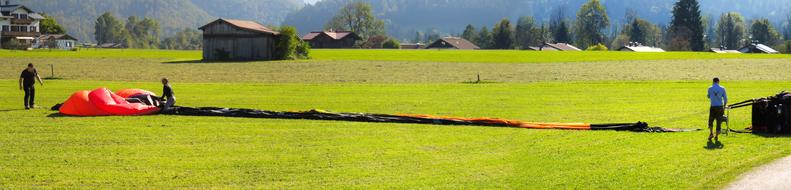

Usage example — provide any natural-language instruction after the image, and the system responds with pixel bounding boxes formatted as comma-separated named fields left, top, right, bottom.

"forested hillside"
left=17, top=0, right=303, bottom=42
left=15, top=0, right=791, bottom=43
left=284, top=0, right=791, bottom=40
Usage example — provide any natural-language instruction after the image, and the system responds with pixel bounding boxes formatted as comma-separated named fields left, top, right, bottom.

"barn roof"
left=543, top=43, right=581, bottom=51
left=709, top=48, right=741, bottom=54
left=428, top=37, right=480, bottom=50
left=199, top=18, right=279, bottom=35
left=302, top=31, right=361, bottom=41
left=739, top=43, right=779, bottom=54
left=39, top=34, right=78, bottom=41
left=618, top=45, right=665, bottom=52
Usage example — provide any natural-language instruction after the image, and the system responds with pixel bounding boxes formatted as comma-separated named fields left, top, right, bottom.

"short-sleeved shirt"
left=20, top=69, right=38, bottom=87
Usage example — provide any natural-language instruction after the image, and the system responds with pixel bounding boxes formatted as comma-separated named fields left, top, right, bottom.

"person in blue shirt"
left=707, top=77, right=727, bottom=141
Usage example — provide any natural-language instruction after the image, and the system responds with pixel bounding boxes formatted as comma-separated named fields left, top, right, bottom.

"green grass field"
left=2, top=49, right=791, bottom=189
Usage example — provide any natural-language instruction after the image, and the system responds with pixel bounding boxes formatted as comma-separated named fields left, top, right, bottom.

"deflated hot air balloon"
left=58, top=88, right=161, bottom=116
left=53, top=88, right=694, bottom=132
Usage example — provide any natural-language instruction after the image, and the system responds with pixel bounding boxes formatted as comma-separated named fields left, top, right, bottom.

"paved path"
left=726, top=155, right=791, bottom=190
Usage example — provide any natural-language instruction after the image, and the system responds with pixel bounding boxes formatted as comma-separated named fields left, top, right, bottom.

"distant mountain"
left=17, top=0, right=303, bottom=42
left=283, top=0, right=791, bottom=41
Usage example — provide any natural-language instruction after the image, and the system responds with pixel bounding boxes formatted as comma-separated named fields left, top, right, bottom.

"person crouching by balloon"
left=160, top=78, right=176, bottom=112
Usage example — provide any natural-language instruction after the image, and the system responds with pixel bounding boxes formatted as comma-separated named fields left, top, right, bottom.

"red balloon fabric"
left=115, top=89, right=156, bottom=98
left=58, top=90, right=110, bottom=116
left=59, top=88, right=161, bottom=116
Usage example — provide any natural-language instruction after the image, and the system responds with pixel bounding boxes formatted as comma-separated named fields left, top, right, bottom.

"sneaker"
left=24, top=107, right=29, bottom=110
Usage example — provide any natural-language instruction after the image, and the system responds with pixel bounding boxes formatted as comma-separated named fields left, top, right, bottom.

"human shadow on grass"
left=751, top=132, right=791, bottom=138
left=161, top=59, right=206, bottom=64
left=0, top=109, right=25, bottom=112
left=705, top=139, right=725, bottom=150
left=47, top=112, right=70, bottom=118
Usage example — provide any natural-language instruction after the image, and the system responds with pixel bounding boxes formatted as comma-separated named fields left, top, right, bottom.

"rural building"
left=199, top=18, right=279, bottom=61
left=528, top=43, right=581, bottom=51
left=618, top=44, right=665, bottom=52
left=35, top=34, right=77, bottom=50
left=97, top=42, right=126, bottom=49
left=709, top=48, right=741, bottom=54
left=302, top=30, right=360, bottom=49
left=426, top=37, right=479, bottom=50
left=0, top=1, right=44, bottom=49
left=739, top=43, right=779, bottom=54
left=400, top=43, right=425, bottom=49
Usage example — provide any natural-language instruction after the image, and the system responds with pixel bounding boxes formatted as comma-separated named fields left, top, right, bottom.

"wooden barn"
left=199, top=18, right=279, bottom=61
left=301, top=30, right=361, bottom=48
left=425, top=37, right=479, bottom=50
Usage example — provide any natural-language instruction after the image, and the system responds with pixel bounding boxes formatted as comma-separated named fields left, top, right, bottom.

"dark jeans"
left=709, top=106, right=725, bottom=132
left=23, top=85, right=35, bottom=108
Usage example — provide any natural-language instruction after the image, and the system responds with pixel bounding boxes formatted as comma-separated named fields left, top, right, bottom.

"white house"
left=0, top=0, right=44, bottom=49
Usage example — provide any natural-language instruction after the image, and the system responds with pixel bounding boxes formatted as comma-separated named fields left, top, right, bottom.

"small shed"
left=529, top=43, right=581, bottom=51
left=302, top=30, right=360, bottom=48
left=739, top=43, right=779, bottom=54
left=199, top=18, right=279, bottom=61
left=618, top=45, right=665, bottom=52
left=426, top=37, right=479, bottom=50
left=35, top=34, right=77, bottom=50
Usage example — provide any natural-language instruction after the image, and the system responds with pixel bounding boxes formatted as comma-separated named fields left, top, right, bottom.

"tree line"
left=94, top=12, right=201, bottom=50
left=452, top=0, right=791, bottom=52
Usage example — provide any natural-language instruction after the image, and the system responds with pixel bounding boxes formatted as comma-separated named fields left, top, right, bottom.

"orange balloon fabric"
left=58, top=90, right=110, bottom=116
left=59, top=88, right=161, bottom=116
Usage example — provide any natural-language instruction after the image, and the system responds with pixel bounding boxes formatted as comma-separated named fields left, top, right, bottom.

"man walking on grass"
left=19, top=63, right=43, bottom=110
left=707, top=77, right=727, bottom=141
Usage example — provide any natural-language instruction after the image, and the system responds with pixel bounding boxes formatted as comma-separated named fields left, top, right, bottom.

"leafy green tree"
left=275, top=26, right=299, bottom=60
left=515, top=16, right=537, bottom=49
left=476, top=26, right=493, bottom=49
left=715, top=12, right=746, bottom=50
left=492, top=18, right=515, bottom=49
left=123, top=16, right=161, bottom=48
left=751, top=18, right=781, bottom=46
left=629, top=19, right=644, bottom=44
left=669, top=0, right=705, bottom=51
left=325, top=2, right=385, bottom=39
left=575, top=0, right=610, bottom=49
left=586, top=43, right=609, bottom=51
left=361, top=35, right=389, bottom=48
left=382, top=38, right=400, bottom=49
left=461, top=24, right=478, bottom=43
left=296, top=39, right=311, bottom=59
left=553, top=20, right=572, bottom=43
left=161, top=28, right=201, bottom=50
left=39, top=14, right=66, bottom=34
left=94, top=12, right=124, bottom=44
left=550, top=8, right=572, bottom=44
